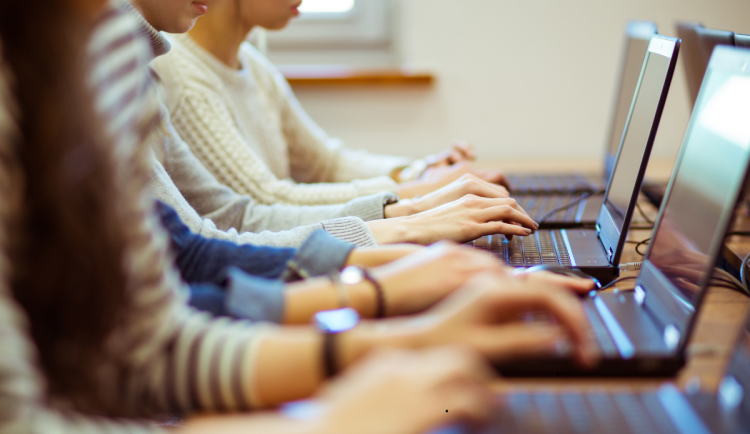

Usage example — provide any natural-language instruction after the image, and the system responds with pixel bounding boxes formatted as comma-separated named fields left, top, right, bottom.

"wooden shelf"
left=279, top=65, right=434, bottom=87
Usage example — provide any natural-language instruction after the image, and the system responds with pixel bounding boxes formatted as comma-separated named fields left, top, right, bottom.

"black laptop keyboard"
left=472, top=233, right=572, bottom=267
left=487, top=390, right=681, bottom=434
left=507, top=174, right=599, bottom=195
left=516, top=194, right=587, bottom=222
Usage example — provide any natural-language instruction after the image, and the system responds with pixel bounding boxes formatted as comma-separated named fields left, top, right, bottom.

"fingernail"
left=525, top=228, right=532, bottom=235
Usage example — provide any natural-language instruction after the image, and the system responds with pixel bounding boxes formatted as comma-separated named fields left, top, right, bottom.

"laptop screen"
left=597, top=37, right=678, bottom=262
left=645, top=65, right=750, bottom=318
left=604, top=22, right=657, bottom=179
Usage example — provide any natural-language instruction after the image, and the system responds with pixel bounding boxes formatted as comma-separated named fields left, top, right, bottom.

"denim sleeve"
left=188, top=269, right=285, bottom=323
left=156, top=201, right=297, bottom=284
left=285, top=230, right=356, bottom=280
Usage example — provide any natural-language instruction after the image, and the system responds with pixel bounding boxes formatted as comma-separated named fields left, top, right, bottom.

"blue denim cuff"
left=223, top=267, right=286, bottom=323
left=287, top=230, right=356, bottom=279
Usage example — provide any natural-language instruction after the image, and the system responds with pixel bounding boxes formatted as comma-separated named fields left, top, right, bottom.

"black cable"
left=635, top=201, right=655, bottom=225
left=634, top=237, right=651, bottom=256
left=599, top=276, right=638, bottom=291
left=725, top=231, right=750, bottom=238
left=537, top=190, right=606, bottom=224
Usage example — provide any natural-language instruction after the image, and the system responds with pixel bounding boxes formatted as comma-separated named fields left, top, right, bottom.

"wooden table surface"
left=490, top=191, right=750, bottom=394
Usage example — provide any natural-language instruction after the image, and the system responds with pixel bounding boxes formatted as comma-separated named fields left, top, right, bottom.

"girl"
left=151, top=0, right=508, bottom=207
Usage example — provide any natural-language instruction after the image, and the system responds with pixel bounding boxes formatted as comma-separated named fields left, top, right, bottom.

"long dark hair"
left=0, top=0, right=131, bottom=413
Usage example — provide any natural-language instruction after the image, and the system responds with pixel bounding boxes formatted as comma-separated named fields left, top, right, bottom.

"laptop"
left=506, top=21, right=657, bottom=197
left=459, top=308, right=750, bottom=433
left=495, top=45, right=750, bottom=378
left=473, top=36, right=680, bottom=284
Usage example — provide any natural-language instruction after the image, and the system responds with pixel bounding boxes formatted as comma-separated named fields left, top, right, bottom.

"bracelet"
left=328, top=271, right=350, bottom=308
left=361, top=268, right=386, bottom=318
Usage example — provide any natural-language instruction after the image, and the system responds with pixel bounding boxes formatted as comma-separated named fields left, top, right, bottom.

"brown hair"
left=0, top=0, right=131, bottom=413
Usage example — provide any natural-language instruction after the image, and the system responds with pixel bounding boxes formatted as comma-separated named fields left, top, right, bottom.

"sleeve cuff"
left=320, top=217, right=378, bottom=248
left=341, top=192, right=398, bottom=222
left=222, top=267, right=286, bottom=323
left=285, top=230, right=355, bottom=279
left=350, top=176, right=400, bottom=197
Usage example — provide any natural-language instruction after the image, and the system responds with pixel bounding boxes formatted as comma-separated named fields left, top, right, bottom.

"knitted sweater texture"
left=151, top=34, right=411, bottom=206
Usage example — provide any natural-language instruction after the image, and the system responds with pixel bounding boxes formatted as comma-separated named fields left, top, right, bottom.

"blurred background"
left=262, top=0, right=750, bottom=169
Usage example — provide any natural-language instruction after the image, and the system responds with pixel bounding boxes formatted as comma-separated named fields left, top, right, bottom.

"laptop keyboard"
left=507, top=173, right=599, bottom=195
left=516, top=194, right=587, bottom=223
left=488, top=390, right=681, bottom=434
left=472, top=232, right=572, bottom=267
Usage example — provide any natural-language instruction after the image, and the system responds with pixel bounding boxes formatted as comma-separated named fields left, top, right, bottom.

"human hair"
left=0, top=0, right=132, bottom=414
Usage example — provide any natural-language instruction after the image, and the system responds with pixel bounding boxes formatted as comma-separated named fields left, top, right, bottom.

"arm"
left=253, top=45, right=412, bottom=184
left=169, top=83, right=399, bottom=205
left=157, top=103, right=394, bottom=233
left=147, top=150, right=379, bottom=248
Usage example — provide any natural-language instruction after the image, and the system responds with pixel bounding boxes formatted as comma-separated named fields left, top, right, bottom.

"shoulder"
left=152, top=36, right=224, bottom=109
left=239, top=42, right=289, bottom=92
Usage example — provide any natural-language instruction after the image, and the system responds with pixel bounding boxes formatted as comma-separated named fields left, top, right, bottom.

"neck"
left=187, top=4, right=252, bottom=70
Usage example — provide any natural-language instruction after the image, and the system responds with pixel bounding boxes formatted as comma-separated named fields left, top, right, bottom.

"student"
left=0, top=4, right=597, bottom=432
left=123, top=0, right=530, bottom=251
left=151, top=0, right=506, bottom=206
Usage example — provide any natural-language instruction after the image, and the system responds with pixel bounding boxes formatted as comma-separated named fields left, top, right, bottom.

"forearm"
left=178, top=413, right=321, bottom=434
left=253, top=320, right=423, bottom=407
left=366, top=218, right=420, bottom=245
left=344, top=245, right=423, bottom=268
left=283, top=278, right=376, bottom=324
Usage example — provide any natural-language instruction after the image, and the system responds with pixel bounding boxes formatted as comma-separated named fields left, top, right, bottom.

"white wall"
left=281, top=0, right=750, bottom=167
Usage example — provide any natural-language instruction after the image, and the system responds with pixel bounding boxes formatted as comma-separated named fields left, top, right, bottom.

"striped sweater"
left=152, top=33, right=410, bottom=206
left=0, top=4, right=283, bottom=433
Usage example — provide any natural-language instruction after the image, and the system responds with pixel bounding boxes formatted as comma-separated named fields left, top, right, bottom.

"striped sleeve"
left=87, top=4, right=278, bottom=415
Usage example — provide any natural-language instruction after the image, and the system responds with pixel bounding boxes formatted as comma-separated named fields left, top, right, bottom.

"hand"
left=425, top=141, right=476, bottom=166
left=370, top=196, right=538, bottom=245
left=316, top=347, right=494, bottom=434
left=410, top=271, right=600, bottom=366
left=398, top=161, right=475, bottom=199
left=515, top=270, right=598, bottom=295
left=371, top=242, right=507, bottom=316
left=385, top=173, right=509, bottom=218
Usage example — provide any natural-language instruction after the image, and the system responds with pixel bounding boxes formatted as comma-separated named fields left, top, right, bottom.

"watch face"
left=340, top=266, right=364, bottom=285
left=315, top=308, right=361, bottom=333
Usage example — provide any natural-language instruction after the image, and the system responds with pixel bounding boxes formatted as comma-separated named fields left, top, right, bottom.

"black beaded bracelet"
left=361, top=268, right=386, bottom=318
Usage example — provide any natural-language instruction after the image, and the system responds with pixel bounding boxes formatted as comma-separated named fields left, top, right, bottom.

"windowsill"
left=278, top=65, right=435, bottom=87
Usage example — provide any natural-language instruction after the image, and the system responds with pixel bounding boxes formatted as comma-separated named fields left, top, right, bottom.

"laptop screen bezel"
left=603, top=21, right=658, bottom=180
left=636, top=46, right=750, bottom=353
left=596, top=36, right=680, bottom=266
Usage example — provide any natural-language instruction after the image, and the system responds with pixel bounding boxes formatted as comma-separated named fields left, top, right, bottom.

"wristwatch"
left=340, top=266, right=386, bottom=318
left=314, top=308, right=360, bottom=378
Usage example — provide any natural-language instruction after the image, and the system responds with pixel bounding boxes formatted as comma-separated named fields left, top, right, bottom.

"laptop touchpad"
left=564, top=229, right=610, bottom=266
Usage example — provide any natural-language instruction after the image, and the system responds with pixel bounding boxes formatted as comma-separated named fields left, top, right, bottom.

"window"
left=298, top=0, right=356, bottom=14
left=266, top=0, right=395, bottom=65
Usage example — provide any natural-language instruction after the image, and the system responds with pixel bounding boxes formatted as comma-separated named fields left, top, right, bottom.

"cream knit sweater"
left=151, top=34, right=411, bottom=206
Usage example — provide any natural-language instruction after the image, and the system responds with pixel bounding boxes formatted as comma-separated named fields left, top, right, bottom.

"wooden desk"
left=491, top=195, right=750, bottom=394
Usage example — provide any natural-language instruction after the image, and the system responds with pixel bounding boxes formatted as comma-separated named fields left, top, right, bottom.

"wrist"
left=383, top=200, right=412, bottom=219
left=337, top=318, right=426, bottom=369
left=366, top=218, right=415, bottom=245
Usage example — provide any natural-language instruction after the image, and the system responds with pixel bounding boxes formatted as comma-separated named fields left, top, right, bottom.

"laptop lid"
left=596, top=36, right=680, bottom=265
left=635, top=46, right=750, bottom=353
left=604, top=21, right=658, bottom=180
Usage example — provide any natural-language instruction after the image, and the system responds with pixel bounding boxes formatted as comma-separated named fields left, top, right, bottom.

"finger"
left=480, top=220, right=533, bottom=237
left=466, top=180, right=511, bottom=199
left=525, top=272, right=597, bottom=294
left=452, top=142, right=476, bottom=160
left=480, top=287, right=599, bottom=367
left=477, top=206, right=538, bottom=230
left=469, top=322, right=571, bottom=362
left=476, top=168, right=509, bottom=188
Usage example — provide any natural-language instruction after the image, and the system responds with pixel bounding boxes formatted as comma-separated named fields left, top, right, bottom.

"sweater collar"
left=118, top=0, right=171, bottom=59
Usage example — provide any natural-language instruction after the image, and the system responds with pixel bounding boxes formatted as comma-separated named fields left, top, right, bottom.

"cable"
left=619, top=262, right=642, bottom=273
left=635, top=201, right=655, bottom=225
left=599, top=276, right=638, bottom=291
left=725, top=231, right=750, bottom=238
left=634, top=237, right=650, bottom=256
left=537, top=190, right=606, bottom=224
left=629, top=225, right=654, bottom=231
